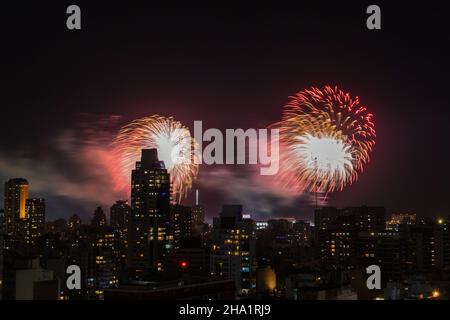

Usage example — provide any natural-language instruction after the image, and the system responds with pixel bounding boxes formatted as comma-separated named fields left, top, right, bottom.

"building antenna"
left=314, top=157, right=318, bottom=210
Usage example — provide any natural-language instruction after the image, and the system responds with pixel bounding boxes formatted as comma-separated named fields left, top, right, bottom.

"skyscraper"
left=88, top=227, right=118, bottom=299
left=110, top=201, right=131, bottom=241
left=4, top=178, right=29, bottom=237
left=91, top=207, right=107, bottom=228
left=210, top=205, right=256, bottom=296
left=0, top=209, right=5, bottom=234
left=24, top=198, right=45, bottom=246
left=68, top=214, right=82, bottom=236
left=110, top=200, right=131, bottom=269
left=315, top=206, right=387, bottom=275
left=192, top=189, right=204, bottom=225
left=0, top=233, right=3, bottom=300
left=127, top=149, right=171, bottom=273
left=171, top=204, right=193, bottom=240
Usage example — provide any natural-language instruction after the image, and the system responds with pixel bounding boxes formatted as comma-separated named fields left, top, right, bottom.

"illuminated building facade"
left=87, top=227, right=118, bottom=300
left=386, top=213, right=417, bottom=231
left=210, top=205, right=256, bottom=295
left=171, top=204, right=193, bottom=242
left=357, top=231, right=416, bottom=283
left=409, top=224, right=437, bottom=271
left=192, top=206, right=203, bottom=225
left=110, top=200, right=130, bottom=243
left=4, top=178, right=29, bottom=237
left=435, top=219, right=450, bottom=269
left=341, top=206, right=386, bottom=232
left=291, top=220, right=313, bottom=247
left=128, top=149, right=171, bottom=273
left=110, top=200, right=131, bottom=269
left=68, top=214, right=81, bottom=236
left=315, top=206, right=386, bottom=271
left=24, top=198, right=45, bottom=246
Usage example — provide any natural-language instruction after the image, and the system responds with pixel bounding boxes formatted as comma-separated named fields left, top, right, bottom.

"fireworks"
left=274, top=86, right=376, bottom=194
left=112, top=115, right=198, bottom=203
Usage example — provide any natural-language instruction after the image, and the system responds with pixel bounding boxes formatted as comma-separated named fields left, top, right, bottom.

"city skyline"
left=2, top=0, right=450, bottom=306
left=2, top=2, right=449, bottom=222
left=2, top=146, right=448, bottom=227
left=1, top=146, right=450, bottom=301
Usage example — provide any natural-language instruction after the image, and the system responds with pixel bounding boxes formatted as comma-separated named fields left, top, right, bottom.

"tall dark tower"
left=4, top=178, right=29, bottom=237
left=110, top=200, right=131, bottom=241
left=192, top=189, right=204, bottom=224
left=127, top=149, right=171, bottom=274
left=110, top=200, right=131, bottom=269
left=91, top=206, right=107, bottom=228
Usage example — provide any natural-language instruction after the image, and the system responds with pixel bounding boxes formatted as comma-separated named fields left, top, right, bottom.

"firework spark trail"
left=112, top=115, right=198, bottom=203
left=273, top=86, right=376, bottom=194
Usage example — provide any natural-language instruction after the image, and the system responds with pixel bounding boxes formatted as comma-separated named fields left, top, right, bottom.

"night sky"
left=1, top=1, right=449, bottom=222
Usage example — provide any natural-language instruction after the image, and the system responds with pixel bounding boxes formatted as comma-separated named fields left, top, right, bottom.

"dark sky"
left=1, top=1, right=449, bottom=222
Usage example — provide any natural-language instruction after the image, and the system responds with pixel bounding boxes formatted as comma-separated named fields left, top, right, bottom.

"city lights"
left=432, top=290, right=440, bottom=298
left=1, top=1, right=449, bottom=306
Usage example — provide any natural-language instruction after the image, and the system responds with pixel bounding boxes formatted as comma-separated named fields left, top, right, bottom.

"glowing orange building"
left=4, top=178, right=29, bottom=236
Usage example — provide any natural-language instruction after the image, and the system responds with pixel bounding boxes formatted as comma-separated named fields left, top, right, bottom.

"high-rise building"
left=291, top=220, right=313, bottom=247
left=68, top=214, right=82, bottom=236
left=210, top=205, right=256, bottom=296
left=0, top=233, right=3, bottom=300
left=110, top=200, right=131, bottom=269
left=171, top=204, right=193, bottom=241
left=192, top=189, right=204, bottom=225
left=341, top=206, right=386, bottom=232
left=315, top=206, right=386, bottom=234
left=128, top=149, right=171, bottom=273
left=4, top=178, right=29, bottom=237
left=386, top=213, right=417, bottom=231
left=315, top=206, right=340, bottom=265
left=436, top=219, right=450, bottom=270
left=91, top=206, right=107, bottom=228
left=87, top=227, right=118, bottom=300
left=357, top=231, right=416, bottom=284
left=110, top=201, right=130, bottom=243
left=409, top=224, right=438, bottom=271
left=24, top=198, right=46, bottom=246
left=315, top=206, right=387, bottom=272
left=0, top=209, right=5, bottom=234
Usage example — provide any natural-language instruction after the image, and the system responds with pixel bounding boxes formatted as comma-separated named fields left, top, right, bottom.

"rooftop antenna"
left=314, top=157, right=318, bottom=210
